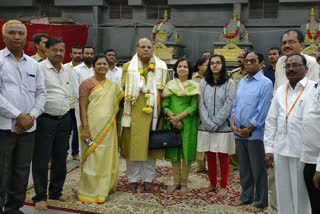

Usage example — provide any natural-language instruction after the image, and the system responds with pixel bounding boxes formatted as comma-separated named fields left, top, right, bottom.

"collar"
left=110, top=66, right=119, bottom=72
left=287, top=76, right=308, bottom=89
left=78, top=62, right=93, bottom=70
left=245, top=70, right=263, bottom=81
left=4, top=47, right=27, bottom=60
left=44, top=59, right=65, bottom=72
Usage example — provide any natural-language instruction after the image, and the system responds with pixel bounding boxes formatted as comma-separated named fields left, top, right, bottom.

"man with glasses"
left=231, top=51, right=273, bottom=213
left=32, top=38, right=72, bottom=211
left=274, top=29, right=319, bottom=91
left=264, top=54, right=313, bottom=214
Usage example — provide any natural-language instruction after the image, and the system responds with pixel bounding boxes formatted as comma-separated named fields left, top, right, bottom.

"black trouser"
left=0, top=130, right=35, bottom=214
left=304, top=163, right=320, bottom=214
left=237, top=139, right=268, bottom=208
left=32, top=113, right=70, bottom=203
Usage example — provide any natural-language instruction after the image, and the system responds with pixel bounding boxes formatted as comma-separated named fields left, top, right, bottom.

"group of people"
left=0, top=19, right=320, bottom=214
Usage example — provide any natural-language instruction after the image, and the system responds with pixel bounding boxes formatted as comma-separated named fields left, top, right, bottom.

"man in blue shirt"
left=231, top=51, right=273, bottom=213
left=264, top=47, right=281, bottom=86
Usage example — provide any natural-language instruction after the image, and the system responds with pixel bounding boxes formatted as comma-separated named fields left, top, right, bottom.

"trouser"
left=126, top=159, right=156, bottom=183
left=229, top=140, right=239, bottom=169
left=268, top=167, right=277, bottom=214
left=172, top=160, right=191, bottom=186
left=237, top=139, right=268, bottom=208
left=196, top=152, right=206, bottom=171
left=69, top=109, right=79, bottom=156
left=206, top=152, right=229, bottom=188
left=304, top=163, right=320, bottom=214
left=0, top=130, right=35, bottom=214
left=32, top=113, right=71, bottom=203
left=274, top=155, right=310, bottom=214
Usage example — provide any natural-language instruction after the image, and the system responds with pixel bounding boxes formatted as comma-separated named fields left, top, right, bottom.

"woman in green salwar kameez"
left=161, top=58, right=199, bottom=195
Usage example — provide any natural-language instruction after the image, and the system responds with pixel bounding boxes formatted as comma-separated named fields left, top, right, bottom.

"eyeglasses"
left=245, top=59, right=257, bottom=64
left=284, top=63, right=304, bottom=70
left=281, top=40, right=298, bottom=46
left=209, top=61, right=222, bottom=66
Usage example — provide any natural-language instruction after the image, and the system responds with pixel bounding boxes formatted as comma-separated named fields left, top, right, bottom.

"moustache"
left=74, top=56, right=82, bottom=62
left=286, top=70, right=296, bottom=75
left=284, top=47, right=292, bottom=51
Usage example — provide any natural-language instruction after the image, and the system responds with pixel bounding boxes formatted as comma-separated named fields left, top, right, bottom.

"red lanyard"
left=285, top=79, right=309, bottom=119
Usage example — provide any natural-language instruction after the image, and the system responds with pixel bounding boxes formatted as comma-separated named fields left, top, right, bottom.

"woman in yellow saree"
left=77, top=54, right=124, bottom=203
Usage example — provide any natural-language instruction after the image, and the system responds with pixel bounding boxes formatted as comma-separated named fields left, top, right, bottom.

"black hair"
left=70, top=45, right=82, bottom=53
left=194, top=57, right=208, bottom=73
left=204, top=54, right=229, bottom=86
left=82, top=46, right=95, bottom=52
left=201, top=50, right=211, bottom=55
left=245, top=51, right=264, bottom=63
left=92, top=54, right=109, bottom=67
left=269, top=47, right=282, bottom=55
left=281, top=29, right=304, bottom=43
left=32, top=33, right=49, bottom=45
left=104, top=48, right=116, bottom=55
left=45, top=38, right=64, bottom=49
left=287, top=54, right=307, bottom=66
left=172, top=58, right=193, bottom=80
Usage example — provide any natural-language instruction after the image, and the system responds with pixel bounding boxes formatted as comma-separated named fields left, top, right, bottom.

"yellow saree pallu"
left=77, top=80, right=124, bottom=203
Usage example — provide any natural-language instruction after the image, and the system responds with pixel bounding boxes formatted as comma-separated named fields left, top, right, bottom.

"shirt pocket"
left=22, top=71, right=37, bottom=93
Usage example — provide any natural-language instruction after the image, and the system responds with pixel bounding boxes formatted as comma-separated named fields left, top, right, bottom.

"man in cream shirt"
left=32, top=38, right=72, bottom=211
left=264, top=54, right=313, bottom=214
left=274, top=29, right=319, bottom=91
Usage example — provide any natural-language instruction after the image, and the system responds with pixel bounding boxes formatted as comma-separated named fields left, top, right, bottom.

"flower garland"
left=223, top=19, right=240, bottom=39
left=306, top=19, right=320, bottom=40
left=140, top=62, right=155, bottom=114
left=152, top=20, right=168, bottom=41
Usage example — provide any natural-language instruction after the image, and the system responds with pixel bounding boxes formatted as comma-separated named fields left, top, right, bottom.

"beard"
left=74, top=56, right=82, bottom=62
left=84, top=57, right=93, bottom=64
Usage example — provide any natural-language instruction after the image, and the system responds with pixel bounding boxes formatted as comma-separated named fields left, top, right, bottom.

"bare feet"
left=245, top=205, right=266, bottom=213
left=200, top=185, right=217, bottom=193
left=35, top=201, right=48, bottom=211
left=180, top=185, right=189, bottom=195
left=127, top=182, right=138, bottom=190
left=58, top=194, right=71, bottom=202
left=72, top=154, right=80, bottom=161
left=144, top=182, right=153, bottom=190
left=231, top=198, right=246, bottom=206
left=217, top=188, right=228, bottom=196
left=167, top=184, right=179, bottom=194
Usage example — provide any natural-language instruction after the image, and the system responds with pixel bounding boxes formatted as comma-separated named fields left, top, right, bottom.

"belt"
left=42, top=112, right=69, bottom=120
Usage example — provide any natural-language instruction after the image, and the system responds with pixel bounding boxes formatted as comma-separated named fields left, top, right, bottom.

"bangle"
left=27, top=113, right=35, bottom=121
left=81, top=124, right=88, bottom=127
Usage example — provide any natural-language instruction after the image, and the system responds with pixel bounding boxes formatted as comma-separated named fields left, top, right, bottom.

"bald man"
left=121, top=38, right=168, bottom=190
left=0, top=20, right=46, bottom=214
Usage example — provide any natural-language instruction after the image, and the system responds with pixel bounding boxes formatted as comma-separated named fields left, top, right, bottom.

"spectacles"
left=245, top=59, right=257, bottom=64
left=209, top=61, right=222, bottom=66
left=284, top=63, right=304, bottom=70
left=281, top=40, right=298, bottom=46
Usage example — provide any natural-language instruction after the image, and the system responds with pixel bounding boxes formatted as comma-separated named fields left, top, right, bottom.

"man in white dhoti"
left=264, top=54, right=313, bottom=214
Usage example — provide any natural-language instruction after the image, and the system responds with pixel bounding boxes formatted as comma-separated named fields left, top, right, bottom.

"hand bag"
left=148, top=110, right=182, bottom=150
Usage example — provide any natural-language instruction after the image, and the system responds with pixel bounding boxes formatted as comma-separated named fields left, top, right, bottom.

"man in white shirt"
left=64, top=46, right=83, bottom=161
left=301, top=80, right=320, bottom=214
left=264, top=54, right=313, bottom=214
left=105, top=48, right=122, bottom=86
left=274, top=29, right=319, bottom=91
left=0, top=20, right=46, bottom=214
left=32, top=38, right=72, bottom=211
left=71, top=46, right=94, bottom=126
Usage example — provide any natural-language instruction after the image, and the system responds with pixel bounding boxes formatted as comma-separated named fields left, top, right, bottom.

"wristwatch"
left=27, top=113, right=35, bottom=121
